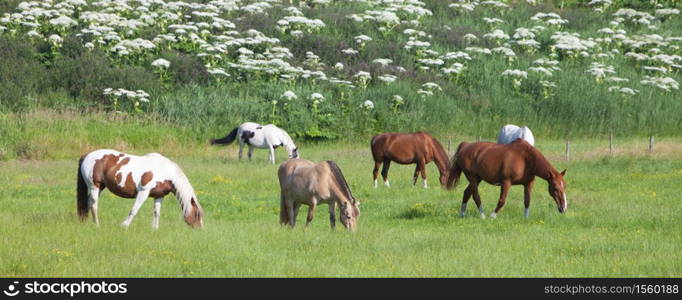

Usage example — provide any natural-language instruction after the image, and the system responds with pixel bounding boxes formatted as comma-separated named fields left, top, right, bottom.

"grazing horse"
left=211, top=122, right=299, bottom=164
left=278, top=159, right=360, bottom=230
left=77, top=149, right=204, bottom=229
left=497, top=124, right=535, bottom=146
left=446, top=139, right=567, bottom=219
left=371, top=132, right=449, bottom=188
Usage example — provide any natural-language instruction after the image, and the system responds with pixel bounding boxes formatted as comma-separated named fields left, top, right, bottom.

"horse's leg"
left=268, top=145, right=275, bottom=164
left=248, top=145, right=254, bottom=161
left=89, top=187, right=101, bottom=226
left=381, top=159, right=391, bottom=187
left=305, top=198, right=316, bottom=228
left=469, top=177, right=485, bottom=219
left=238, top=142, right=244, bottom=161
left=412, top=165, right=419, bottom=186
left=460, top=185, right=473, bottom=218
left=328, top=201, right=337, bottom=230
left=121, top=189, right=151, bottom=228
left=152, top=197, right=163, bottom=229
left=419, top=159, right=428, bottom=188
left=490, top=180, right=511, bottom=219
left=373, top=161, right=381, bottom=188
left=285, top=200, right=296, bottom=228
left=524, top=180, right=535, bottom=218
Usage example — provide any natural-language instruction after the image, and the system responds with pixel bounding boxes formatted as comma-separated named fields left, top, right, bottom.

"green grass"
left=1, top=136, right=681, bottom=277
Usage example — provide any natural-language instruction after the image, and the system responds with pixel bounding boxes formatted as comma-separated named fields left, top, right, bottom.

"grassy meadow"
left=1, top=0, right=682, bottom=278
left=1, top=122, right=681, bottom=277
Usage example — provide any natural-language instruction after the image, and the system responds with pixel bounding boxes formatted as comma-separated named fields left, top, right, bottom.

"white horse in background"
left=211, top=122, right=299, bottom=164
left=497, top=124, right=535, bottom=146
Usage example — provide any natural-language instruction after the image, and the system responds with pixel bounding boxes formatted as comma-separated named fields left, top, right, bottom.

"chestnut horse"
left=77, top=149, right=204, bottom=229
left=446, top=139, right=567, bottom=218
left=278, top=159, right=360, bottom=230
left=371, top=132, right=449, bottom=188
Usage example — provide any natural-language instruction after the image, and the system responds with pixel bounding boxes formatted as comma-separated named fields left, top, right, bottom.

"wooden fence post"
left=565, top=140, right=570, bottom=161
left=609, top=133, right=613, bottom=155
left=447, top=138, right=451, bottom=155
left=649, top=136, right=654, bottom=153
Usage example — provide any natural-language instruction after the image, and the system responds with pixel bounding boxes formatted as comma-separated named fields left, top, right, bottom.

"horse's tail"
left=211, top=127, right=238, bottom=145
left=279, top=191, right=288, bottom=226
left=445, top=142, right=466, bottom=190
left=326, top=160, right=355, bottom=202
left=77, top=155, right=89, bottom=221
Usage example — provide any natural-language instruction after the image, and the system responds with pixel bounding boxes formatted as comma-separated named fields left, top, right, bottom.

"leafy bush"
left=0, top=37, right=46, bottom=111
left=49, top=50, right=161, bottom=106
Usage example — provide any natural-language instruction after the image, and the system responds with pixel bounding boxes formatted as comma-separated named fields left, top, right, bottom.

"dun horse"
left=371, top=132, right=449, bottom=188
left=278, top=159, right=360, bottom=230
left=77, top=149, right=204, bottom=229
left=446, top=139, right=567, bottom=218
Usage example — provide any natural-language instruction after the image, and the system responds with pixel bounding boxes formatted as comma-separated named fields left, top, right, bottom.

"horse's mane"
left=325, top=160, right=355, bottom=203
left=275, top=126, right=296, bottom=151
left=511, top=139, right=554, bottom=178
left=165, top=158, right=203, bottom=220
left=428, top=135, right=450, bottom=171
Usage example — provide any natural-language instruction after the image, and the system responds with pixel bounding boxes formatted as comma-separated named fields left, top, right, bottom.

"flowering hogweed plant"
left=0, top=0, right=680, bottom=119
left=103, top=88, right=150, bottom=113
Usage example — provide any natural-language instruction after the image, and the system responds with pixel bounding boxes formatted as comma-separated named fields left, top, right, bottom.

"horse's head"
left=340, top=200, right=360, bottom=231
left=184, top=197, right=204, bottom=228
left=289, top=147, right=299, bottom=159
left=548, top=169, right=567, bottom=213
left=439, top=172, right=449, bottom=187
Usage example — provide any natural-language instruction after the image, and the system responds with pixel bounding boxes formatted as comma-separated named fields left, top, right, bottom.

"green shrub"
left=0, top=37, right=46, bottom=111
left=48, top=50, right=161, bottom=106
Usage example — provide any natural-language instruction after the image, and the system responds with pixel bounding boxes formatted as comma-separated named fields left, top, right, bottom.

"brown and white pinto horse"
left=77, top=149, right=204, bottom=229
left=278, top=159, right=360, bottom=230
left=371, top=132, right=449, bottom=188
left=446, top=139, right=567, bottom=218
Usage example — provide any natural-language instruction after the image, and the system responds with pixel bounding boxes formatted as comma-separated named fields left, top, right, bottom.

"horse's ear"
left=561, top=169, right=567, bottom=176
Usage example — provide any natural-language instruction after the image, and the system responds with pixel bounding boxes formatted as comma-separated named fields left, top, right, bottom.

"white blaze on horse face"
left=559, top=181, right=567, bottom=212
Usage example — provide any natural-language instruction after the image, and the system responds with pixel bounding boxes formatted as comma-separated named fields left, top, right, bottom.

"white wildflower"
left=151, top=58, right=170, bottom=69
left=640, top=76, right=679, bottom=91
left=372, top=58, right=393, bottom=67
left=281, top=90, right=298, bottom=100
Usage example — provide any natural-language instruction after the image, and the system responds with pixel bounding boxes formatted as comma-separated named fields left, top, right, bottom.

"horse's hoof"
left=480, top=213, right=486, bottom=219
left=490, top=213, right=497, bottom=219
